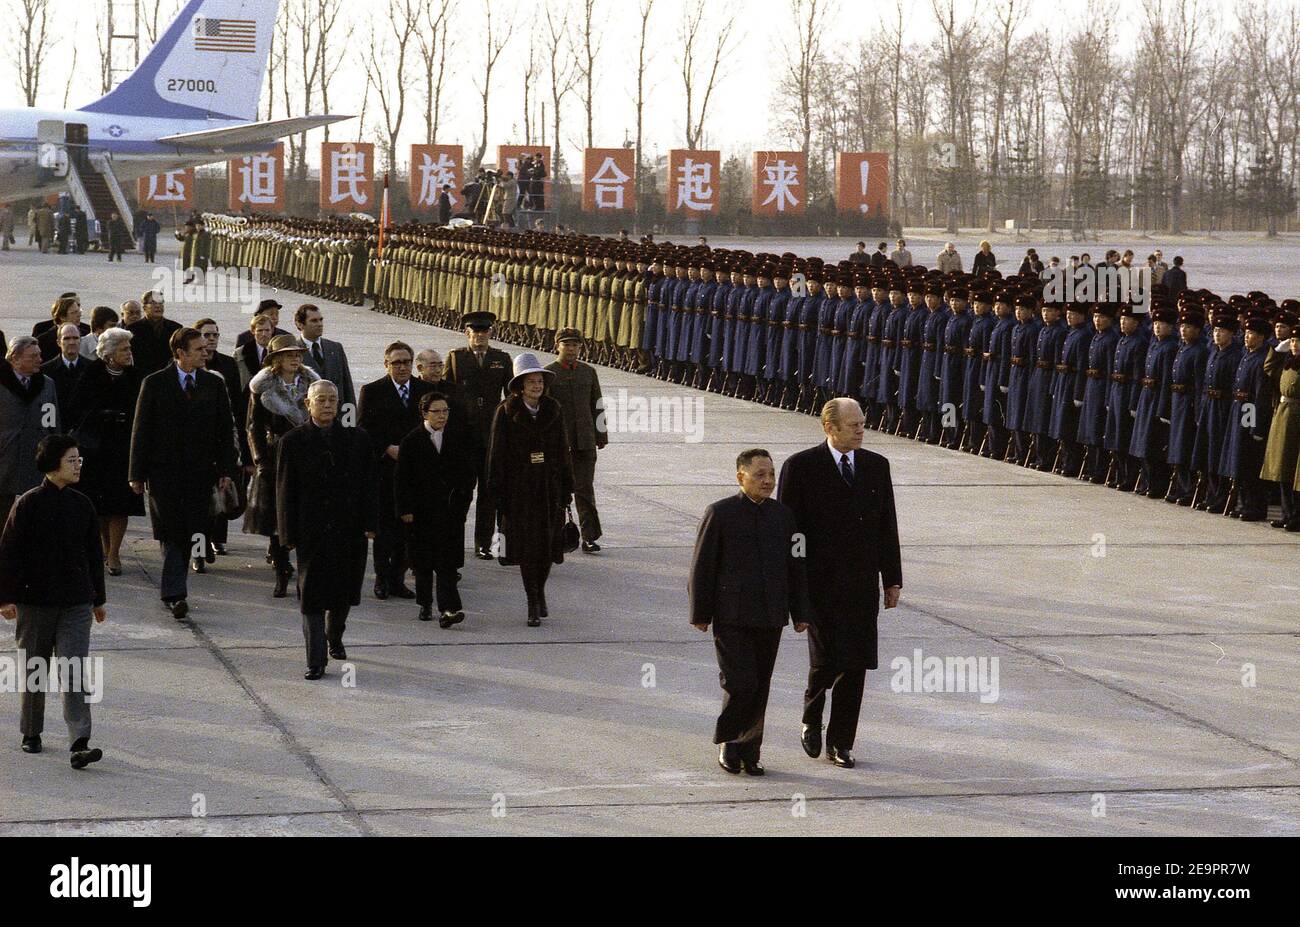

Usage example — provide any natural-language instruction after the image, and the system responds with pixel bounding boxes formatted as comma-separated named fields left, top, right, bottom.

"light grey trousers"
left=14, top=603, right=94, bottom=743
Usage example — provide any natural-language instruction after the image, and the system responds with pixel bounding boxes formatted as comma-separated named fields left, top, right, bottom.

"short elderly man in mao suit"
left=689, top=448, right=810, bottom=776
left=778, top=398, right=902, bottom=769
left=545, top=327, right=608, bottom=552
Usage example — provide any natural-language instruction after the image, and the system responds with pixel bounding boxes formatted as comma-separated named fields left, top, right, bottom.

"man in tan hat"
left=546, top=328, right=608, bottom=552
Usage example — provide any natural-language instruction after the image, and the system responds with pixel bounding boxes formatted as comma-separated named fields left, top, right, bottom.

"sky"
left=1, top=0, right=1245, bottom=175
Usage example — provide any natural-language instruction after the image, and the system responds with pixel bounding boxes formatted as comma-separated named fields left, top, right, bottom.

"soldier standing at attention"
left=546, top=329, right=608, bottom=553
left=446, top=311, right=513, bottom=560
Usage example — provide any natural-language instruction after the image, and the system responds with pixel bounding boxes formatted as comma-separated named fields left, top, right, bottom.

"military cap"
left=1179, top=308, right=1206, bottom=327
left=1212, top=313, right=1240, bottom=331
left=1016, top=294, right=1039, bottom=310
left=1274, top=310, right=1297, bottom=327
left=462, top=310, right=496, bottom=331
left=1151, top=306, right=1179, bottom=324
left=1244, top=315, right=1272, bottom=335
left=257, top=298, right=283, bottom=313
left=972, top=289, right=994, bottom=304
left=555, top=327, right=583, bottom=345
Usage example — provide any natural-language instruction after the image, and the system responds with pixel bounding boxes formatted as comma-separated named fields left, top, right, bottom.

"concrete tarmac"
left=0, top=240, right=1296, bottom=836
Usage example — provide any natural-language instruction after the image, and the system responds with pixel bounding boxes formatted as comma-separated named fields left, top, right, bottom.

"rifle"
left=1222, top=480, right=1237, bottom=516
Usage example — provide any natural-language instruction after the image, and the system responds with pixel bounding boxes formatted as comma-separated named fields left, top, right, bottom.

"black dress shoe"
left=1271, top=519, right=1286, bottom=528
left=20, top=735, right=41, bottom=754
left=373, top=581, right=389, bottom=600
left=328, top=645, right=347, bottom=660
left=205, top=543, right=216, bottom=564
left=273, top=573, right=289, bottom=598
left=191, top=557, right=206, bottom=574
left=581, top=540, right=601, bottom=553
left=213, top=543, right=227, bottom=555
left=801, top=723, right=823, bottom=758
left=165, top=599, right=189, bottom=620
left=475, top=547, right=494, bottom=560
left=1239, top=512, right=1266, bottom=522
left=741, top=757, right=765, bottom=776
left=717, top=743, right=741, bottom=774
left=827, top=745, right=855, bottom=768
left=389, top=584, right=416, bottom=599
left=440, top=610, right=465, bottom=628
left=419, top=605, right=434, bottom=622
left=107, top=566, right=122, bottom=577
left=70, top=747, right=103, bottom=769
left=304, top=666, right=325, bottom=680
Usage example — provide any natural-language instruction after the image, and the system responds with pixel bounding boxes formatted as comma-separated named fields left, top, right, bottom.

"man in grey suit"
left=545, top=328, right=607, bottom=552
left=294, top=304, right=356, bottom=412
left=688, top=448, right=809, bottom=776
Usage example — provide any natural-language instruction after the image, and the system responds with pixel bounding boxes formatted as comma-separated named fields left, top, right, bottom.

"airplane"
left=0, top=0, right=350, bottom=225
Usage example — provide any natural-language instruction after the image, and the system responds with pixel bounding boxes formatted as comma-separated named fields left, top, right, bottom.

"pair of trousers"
left=303, top=605, right=349, bottom=668
left=415, top=567, right=462, bottom=613
left=372, top=468, right=407, bottom=586
left=803, top=621, right=868, bottom=751
left=571, top=449, right=601, bottom=543
left=712, top=625, right=782, bottom=760
left=469, top=444, right=497, bottom=551
left=159, top=541, right=189, bottom=601
left=15, top=603, right=94, bottom=742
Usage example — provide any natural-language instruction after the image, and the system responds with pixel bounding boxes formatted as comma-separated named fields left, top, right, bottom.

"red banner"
left=582, top=148, right=636, bottom=212
left=836, top=152, right=889, bottom=217
left=409, top=144, right=462, bottom=213
left=319, top=141, right=375, bottom=212
left=752, top=151, right=806, bottom=217
left=137, top=168, right=195, bottom=209
left=666, top=149, right=720, bottom=214
left=227, top=144, right=285, bottom=213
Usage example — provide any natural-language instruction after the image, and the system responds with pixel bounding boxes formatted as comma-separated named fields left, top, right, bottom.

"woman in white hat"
left=244, top=334, right=318, bottom=597
left=486, top=353, right=574, bottom=626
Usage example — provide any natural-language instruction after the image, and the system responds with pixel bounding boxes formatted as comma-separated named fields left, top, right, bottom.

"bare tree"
left=291, top=0, right=323, bottom=179
left=543, top=0, right=577, bottom=182
left=142, top=1, right=179, bottom=45
left=275, top=4, right=299, bottom=169
left=779, top=0, right=834, bottom=157
left=7, top=0, right=55, bottom=106
left=416, top=0, right=456, bottom=144
left=469, top=0, right=515, bottom=173
left=633, top=0, right=656, bottom=219
left=314, top=0, right=353, bottom=143
left=364, top=0, right=421, bottom=173
left=985, top=0, right=1027, bottom=230
left=679, top=0, right=736, bottom=148
left=522, top=15, right=541, bottom=143
left=572, top=0, right=603, bottom=148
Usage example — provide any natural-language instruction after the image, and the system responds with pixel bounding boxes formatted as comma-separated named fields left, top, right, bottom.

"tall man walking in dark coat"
left=277, top=380, right=375, bottom=679
left=397, top=391, right=476, bottom=626
left=689, top=448, right=809, bottom=776
left=445, top=311, right=512, bottom=559
left=358, top=341, right=432, bottom=599
left=546, top=328, right=608, bottom=552
left=778, top=398, right=903, bottom=769
left=128, top=328, right=237, bottom=619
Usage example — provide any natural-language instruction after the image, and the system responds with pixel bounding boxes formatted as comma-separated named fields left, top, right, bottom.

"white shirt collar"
left=826, top=438, right=853, bottom=467
left=177, top=365, right=196, bottom=386
left=392, top=377, right=409, bottom=393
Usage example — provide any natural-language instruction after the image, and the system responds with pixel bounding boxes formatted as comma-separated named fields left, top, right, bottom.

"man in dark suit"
left=396, top=391, right=476, bottom=626
left=196, top=318, right=245, bottom=557
left=235, top=299, right=289, bottom=348
left=125, top=291, right=182, bottom=375
left=777, top=398, right=903, bottom=769
left=294, top=304, right=356, bottom=411
left=277, top=380, right=375, bottom=679
left=444, top=311, right=512, bottom=559
left=546, top=328, right=608, bottom=552
left=128, top=328, right=238, bottom=619
left=690, top=448, right=809, bottom=776
left=357, top=341, right=432, bottom=599
left=40, top=324, right=88, bottom=414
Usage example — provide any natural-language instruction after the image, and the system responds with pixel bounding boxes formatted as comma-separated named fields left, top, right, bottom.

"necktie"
left=840, top=453, right=854, bottom=485
left=18, top=375, right=29, bottom=389
left=312, top=342, right=325, bottom=369
left=183, top=373, right=194, bottom=397
left=399, top=384, right=408, bottom=407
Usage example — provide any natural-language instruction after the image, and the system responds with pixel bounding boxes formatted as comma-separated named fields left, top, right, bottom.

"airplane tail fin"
left=79, top=0, right=278, bottom=122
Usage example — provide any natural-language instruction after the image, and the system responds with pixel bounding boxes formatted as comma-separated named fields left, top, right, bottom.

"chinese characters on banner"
left=497, top=144, right=551, bottom=208
left=137, top=168, right=195, bottom=209
left=319, top=141, right=375, bottom=212
left=227, top=143, right=285, bottom=213
left=409, top=144, right=462, bottom=212
left=582, top=148, right=636, bottom=212
left=836, top=152, right=889, bottom=217
left=752, top=151, right=805, bottom=217
left=666, top=149, right=720, bottom=214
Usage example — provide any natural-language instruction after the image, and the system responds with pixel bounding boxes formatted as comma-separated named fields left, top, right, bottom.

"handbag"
left=561, top=503, right=581, bottom=553
left=210, top=478, right=245, bottom=518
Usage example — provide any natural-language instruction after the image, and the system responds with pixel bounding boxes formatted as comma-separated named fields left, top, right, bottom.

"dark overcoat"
left=1167, top=340, right=1208, bottom=466
left=777, top=443, right=903, bottom=671
left=486, top=394, right=574, bottom=566
left=275, top=422, right=375, bottom=612
left=65, top=359, right=144, bottom=517
left=127, top=364, right=237, bottom=544
left=395, top=423, right=476, bottom=573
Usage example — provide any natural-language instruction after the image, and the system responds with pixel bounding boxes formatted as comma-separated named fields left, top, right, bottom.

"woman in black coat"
left=486, top=353, right=574, bottom=626
left=65, top=328, right=143, bottom=575
left=972, top=240, right=997, bottom=276
left=244, top=335, right=317, bottom=597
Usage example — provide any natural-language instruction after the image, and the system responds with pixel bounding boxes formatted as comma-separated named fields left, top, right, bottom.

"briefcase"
left=561, top=504, right=581, bottom=554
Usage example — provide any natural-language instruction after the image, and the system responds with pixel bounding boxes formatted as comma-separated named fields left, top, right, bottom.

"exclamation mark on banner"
left=859, top=160, right=871, bottom=214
